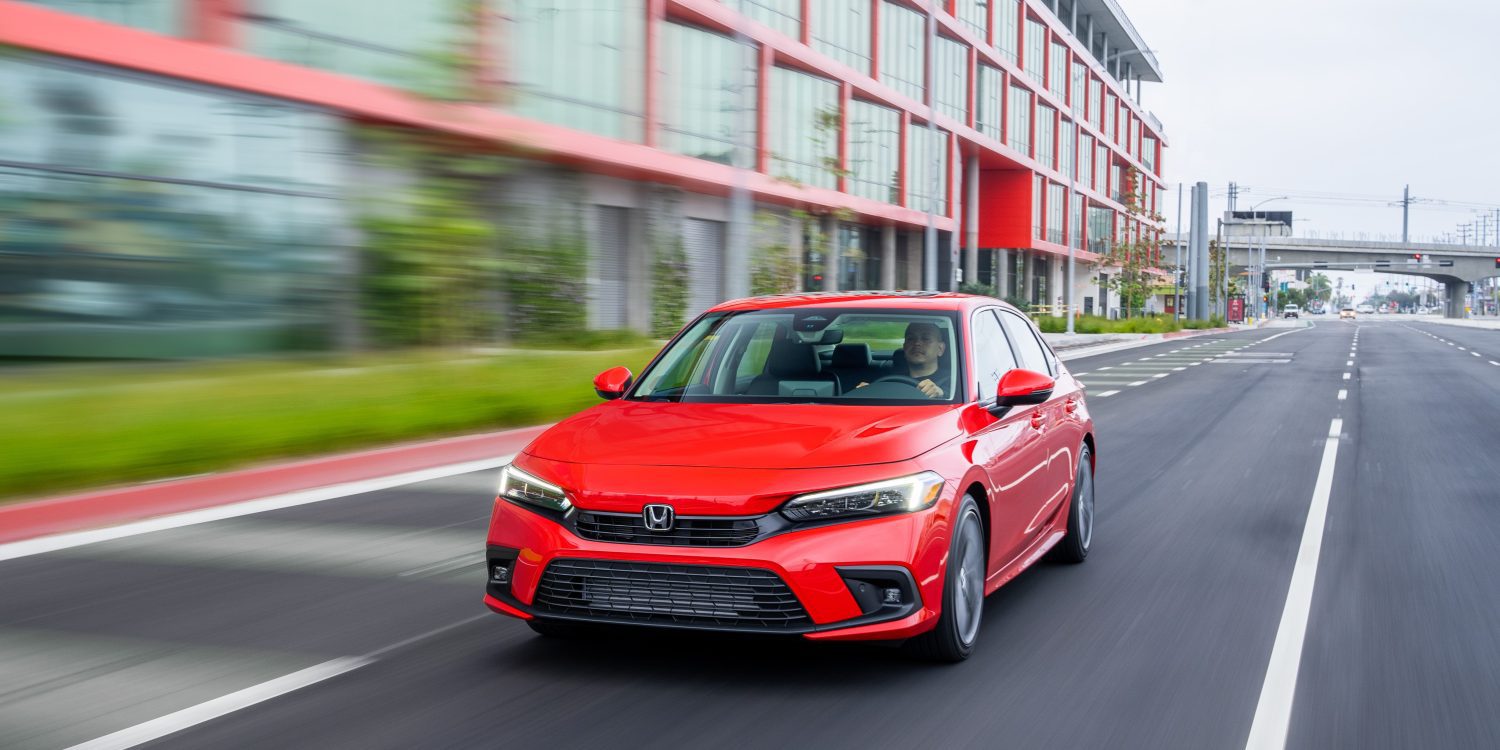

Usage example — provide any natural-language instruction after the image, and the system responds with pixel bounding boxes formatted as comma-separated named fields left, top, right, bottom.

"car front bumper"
left=483, top=492, right=956, bottom=641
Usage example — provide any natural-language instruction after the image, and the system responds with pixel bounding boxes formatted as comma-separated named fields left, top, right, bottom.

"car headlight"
left=781, top=471, right=945, bottom=523
left=498, top=464, right=572, bottom=512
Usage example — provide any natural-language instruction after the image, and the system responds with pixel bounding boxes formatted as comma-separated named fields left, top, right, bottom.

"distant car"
left=1416, top=306, right=1428, bottom=315
left=1340, top=307, right=1357, bottom=320
left=1357, top=304, right=1376, bottom=314
left=1282, top=304, right=1300, bottom=319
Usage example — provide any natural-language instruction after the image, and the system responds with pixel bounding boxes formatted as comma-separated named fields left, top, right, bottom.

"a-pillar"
left=880, top=223, right=896, bottom=290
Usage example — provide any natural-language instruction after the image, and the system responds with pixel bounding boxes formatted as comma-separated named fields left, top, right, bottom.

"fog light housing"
left=837, top=566, right=920, bottom=619
left=490, top=563, right=511, bottom=584
left=486, top=546, right=520, bottom=596
left=882, top=587, right=903, bottom=605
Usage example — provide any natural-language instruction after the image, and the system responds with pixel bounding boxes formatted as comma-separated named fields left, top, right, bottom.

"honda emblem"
left=642, top=504, right=675, bottom=532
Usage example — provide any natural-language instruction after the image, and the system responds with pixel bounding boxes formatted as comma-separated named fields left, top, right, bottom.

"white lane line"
left=1097, top=366, right=1113, bottom=370
left=1244, top=418, right=1344, bottom=750
left=1346, top=360, right=1353, bottom=366
left=1458, top=346, right=1466, bottom=351
left=66, top=657, right=372, bottom=750
left=1072, top=372, right=1089, bottom=376
left=1152, top=373, right=1169, bottom=379
left=1337, top=389, right=1347, bottom=401
left=1342, top=373, right=1351, bottom=380
left=1093, top=390, right=1120, bottom=398
left=1491, top=361, right=1500, bottom=366
left=1472, top=352, right=1481, bottom=358
left=1127, top=380, right=1148, bottom=387
left=1174, top=367, right=1186, bottom=371
left=1189, top=362, right=1202, bottom=366
left=0, top=455, right=515, bottom=562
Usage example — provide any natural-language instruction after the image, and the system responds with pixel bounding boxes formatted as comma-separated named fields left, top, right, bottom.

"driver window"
left=972, top=310, right=1018, bottom=400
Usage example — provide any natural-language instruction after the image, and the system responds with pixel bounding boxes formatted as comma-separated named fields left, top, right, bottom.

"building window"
left=954, top=0, right=987, bottom=39
left=879, top=1, right=925, bottom=103
left=1048, top=41, right=1067, bottom=101
left=811, top=0, right=872, bottom=73
left=933, top=36, right=969, bottom=123
left=1007, top=84, right=1031, bottom=157
left=0, top=54, right=345, bottom=355
left=1142, top=135, right=1158, bottom=174
left=770, top=66, right=839, bottom=190
left=660, top=23, right=756, bottom=167
left=905, top=123, right=948, bottom=215
left=848, top=99, right=901, bottom=204
left=1032, top=174, right=1043, bottom=240
left=723, top=0, right=801, bottom=39
left=1060, top=118, right=1074, bottom=181
left=1070, top=60, right=1086, bottom=118
left=1088, top=76, right=1102, bottom=130
left=1078, top=133, right=1094, bottom=189
left=244, top=0, right=469, bottom=92
left=1036, top=104, right=1055, bottom=169
left=507, top=0, right=645, bottom=142
left=1088, top=205, right=1114, bottom=254
left=976, top=64, right=1003, bottom=142
left=24, top=0, right=183, bottom=34
left=1047, top=182, right=1066, bottom=244
left=996, top=0, right=1019, bottom=65
left=1110, top=163, right=1122, bottom=202
left=1073, top=190, right=1085, bottom=249
left=1023, top=18, right=1045, bottom=85
left=1105, top=92, right=1117, bottom=143
left=1095, top=143, right=1109, bottom=195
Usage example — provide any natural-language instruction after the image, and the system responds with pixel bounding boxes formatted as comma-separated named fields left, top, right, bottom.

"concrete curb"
left=0, top=425, right=546, bottom=544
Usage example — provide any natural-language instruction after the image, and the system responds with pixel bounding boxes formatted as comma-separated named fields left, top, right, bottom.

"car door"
left=998, top=309, right=1076, bottom=543
left=968, top=308, right=1053, bottom=571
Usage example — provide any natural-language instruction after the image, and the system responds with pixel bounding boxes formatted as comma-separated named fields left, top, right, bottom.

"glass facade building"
left=4, top=0, right=1168, bottom=350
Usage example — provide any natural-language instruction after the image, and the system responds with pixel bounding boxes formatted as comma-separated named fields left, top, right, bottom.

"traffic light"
left=1261, top=272, right=1270, bottom=292
left=1494, top=257, right=1499, bottom=269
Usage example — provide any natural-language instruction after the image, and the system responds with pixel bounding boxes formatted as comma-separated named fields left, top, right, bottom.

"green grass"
left=1033, top=314, right=1230, bottom=334
left=0, top=347, right=659, bottom=502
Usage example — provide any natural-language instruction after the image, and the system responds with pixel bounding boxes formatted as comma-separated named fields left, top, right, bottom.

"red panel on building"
left=976, top=169, right=1034, bottom=248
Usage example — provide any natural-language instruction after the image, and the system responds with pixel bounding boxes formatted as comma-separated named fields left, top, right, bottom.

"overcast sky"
left=1129, top=0, right=1500, bottom=251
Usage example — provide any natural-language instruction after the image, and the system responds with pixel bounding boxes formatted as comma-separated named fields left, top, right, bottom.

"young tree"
left=1102, top=168, right=1165, bottom=318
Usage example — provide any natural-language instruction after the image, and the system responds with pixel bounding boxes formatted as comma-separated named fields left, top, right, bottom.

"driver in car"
left=856, top=321, right=949, bottom=398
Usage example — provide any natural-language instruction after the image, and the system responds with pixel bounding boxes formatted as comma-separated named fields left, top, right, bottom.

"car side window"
left=971, top=310, right=1018, bottom=400
left=999, top=310, right=1051, bottom=376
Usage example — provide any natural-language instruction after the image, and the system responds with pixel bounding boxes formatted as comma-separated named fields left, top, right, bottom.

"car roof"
left=707, top=291, right=1008, bottom=314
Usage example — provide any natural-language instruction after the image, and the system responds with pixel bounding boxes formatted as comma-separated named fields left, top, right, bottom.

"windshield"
left=628, top=308, right=964, bottom=405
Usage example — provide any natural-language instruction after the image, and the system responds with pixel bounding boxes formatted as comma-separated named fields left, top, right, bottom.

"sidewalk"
left=0, top=425, right=546, bottom=545
left=1043, top=322, right=1255, bottom=360
left=1420, top=317, right=1500, bottom=331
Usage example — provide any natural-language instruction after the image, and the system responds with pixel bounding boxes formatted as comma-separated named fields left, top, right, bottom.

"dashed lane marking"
left=1093, top=390, right=1120, bottom=398
left=1337, top=390, right=1347, bottom=400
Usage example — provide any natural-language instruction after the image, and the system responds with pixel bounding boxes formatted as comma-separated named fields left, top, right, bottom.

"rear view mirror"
left=593, top=366, right=633, bottom=400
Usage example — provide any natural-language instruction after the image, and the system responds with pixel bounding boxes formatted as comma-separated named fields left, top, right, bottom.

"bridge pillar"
left=1445, top=280, right=1471, bottom=318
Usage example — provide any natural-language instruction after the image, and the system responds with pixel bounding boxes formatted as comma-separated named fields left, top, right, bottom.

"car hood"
left=524, top=400, right=963, bottom=470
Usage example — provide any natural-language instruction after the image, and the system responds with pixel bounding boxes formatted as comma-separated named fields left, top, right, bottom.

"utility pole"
left=1401, top=184, right=1410, bottom=244
left=922, top=4, right=937, bottom=290
left=1228, top=182, right=1238, bottom=212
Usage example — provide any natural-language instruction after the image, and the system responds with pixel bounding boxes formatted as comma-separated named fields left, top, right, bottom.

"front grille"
left=533, top=559, right=811, bottom=630
left=575, top=511, right=760, bottom=547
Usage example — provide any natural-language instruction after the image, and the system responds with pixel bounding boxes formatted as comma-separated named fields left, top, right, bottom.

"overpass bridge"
left=1169, top=235, right=1499, bottom=317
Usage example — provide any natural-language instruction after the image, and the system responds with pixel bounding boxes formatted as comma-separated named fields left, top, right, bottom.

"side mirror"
left=983, top=369, right=1054, bottom=415
left=593, top=366, right=633, bottom=400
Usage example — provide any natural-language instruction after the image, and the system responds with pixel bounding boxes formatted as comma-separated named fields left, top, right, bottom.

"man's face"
left=903, top=324, right=946, bottom=367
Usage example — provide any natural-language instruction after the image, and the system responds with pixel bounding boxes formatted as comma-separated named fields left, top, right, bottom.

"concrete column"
left=907, top=231, right=924, bottom=289
left=1191, top=181, right=1210, bottom=319
left=1049, top=255, right=1064, bottom=316
left=1446, top=280, right=1471, bottom=317
left=880, top=223, right=896, bottom=290
left=788, top=213, right=804, bottom=292
left=1023, top=251, right=1036, bottom=305
left=823, top=215, right=840, bottom=292
left=995, top=248, right=1010, bottom=299
left=964, top=156, right=980, bottom=287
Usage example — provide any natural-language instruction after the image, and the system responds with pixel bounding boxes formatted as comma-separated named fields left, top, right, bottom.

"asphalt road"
left=2, top=318, right=1497, bottom=749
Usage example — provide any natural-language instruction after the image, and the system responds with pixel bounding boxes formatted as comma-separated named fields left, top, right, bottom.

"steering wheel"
left=869, top=374, right=923, bottom=388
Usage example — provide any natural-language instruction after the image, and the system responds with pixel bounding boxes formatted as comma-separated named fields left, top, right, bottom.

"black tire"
left=909, top=495, right=986, bottom=663
left=1049, top=443, right=1094, bottom=564
left=526, top=618, right=592, bottom=639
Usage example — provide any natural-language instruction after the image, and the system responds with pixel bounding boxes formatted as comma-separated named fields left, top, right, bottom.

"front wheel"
left=1049, top=443, right=1094, bottom=564
left=909, top=495, right=985, bottom=662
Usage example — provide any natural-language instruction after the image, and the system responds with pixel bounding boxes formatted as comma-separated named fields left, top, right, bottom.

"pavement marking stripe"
left=0, top=455, right=515, bottom=563
left=1127, top=380, right=1147, bottom=387
left=1472, top=352, right=1481, bottom=357
left=1346, top=361, right=1352, bottom=366
left=1092, top=390, right=1120, bottom=398
left=1244, top=418, right=1343, bottom=750
left=1337, top=389, right=1347, bottom=401
left=65, top=657, right=372, bottom=750
left=1342, top=373, right=1351, bottom=380
left=1152, top=374, right=1169, bottom=379
left=1492, top=361, right=1500, bottom=366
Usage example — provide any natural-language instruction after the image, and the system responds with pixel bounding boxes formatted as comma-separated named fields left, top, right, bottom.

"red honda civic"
left=484, top=292, right=1095, bottom=661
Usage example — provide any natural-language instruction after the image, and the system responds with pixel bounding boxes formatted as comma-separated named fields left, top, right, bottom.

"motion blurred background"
left=0, top=0, right=1170, bottom=499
